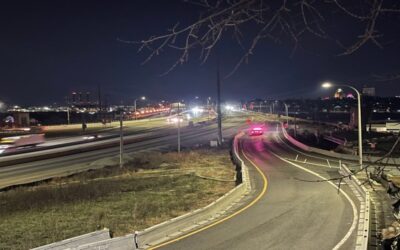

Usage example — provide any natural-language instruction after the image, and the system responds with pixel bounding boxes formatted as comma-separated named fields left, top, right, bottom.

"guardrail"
left=280, top=122, right=370, bottom=249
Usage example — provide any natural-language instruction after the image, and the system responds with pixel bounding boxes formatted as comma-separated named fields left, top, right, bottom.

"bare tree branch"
left=120, top=0, right=400, bottom=75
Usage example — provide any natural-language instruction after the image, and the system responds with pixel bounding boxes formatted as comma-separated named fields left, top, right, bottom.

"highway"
left=0, top=116, right=188, bottom=156
left=155, top=124, right=358, bottom=250
left=0, top=115, right=244, bottom=189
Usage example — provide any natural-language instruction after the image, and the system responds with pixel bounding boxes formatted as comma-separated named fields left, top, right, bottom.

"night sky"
left=1, top=0, right=399, bottom=106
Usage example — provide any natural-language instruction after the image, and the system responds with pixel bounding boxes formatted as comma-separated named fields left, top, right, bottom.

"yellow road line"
left=149, top=141, right=268, bottom=250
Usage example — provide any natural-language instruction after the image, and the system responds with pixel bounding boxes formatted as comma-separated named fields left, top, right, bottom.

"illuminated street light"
left=134, top=96, right=146, bottom=120
left=322, top=81, right=363, bottom=169
left=321, top=82, right=333, bottom=89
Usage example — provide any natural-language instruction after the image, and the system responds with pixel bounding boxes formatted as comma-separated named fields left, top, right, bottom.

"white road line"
left=271, top=151, right=358, bottom=250
left=283, top=158, right=340, bottom=169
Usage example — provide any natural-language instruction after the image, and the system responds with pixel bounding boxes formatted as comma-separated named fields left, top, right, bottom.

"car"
left=249, top=127, right=264, bottom=136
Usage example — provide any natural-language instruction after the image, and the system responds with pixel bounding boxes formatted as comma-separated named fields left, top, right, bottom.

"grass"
left=0, top=148, right=235, bottom=250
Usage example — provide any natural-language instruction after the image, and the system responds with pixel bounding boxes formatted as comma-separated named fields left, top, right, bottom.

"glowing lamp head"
left=141, top=96, right=146, bottom=100
left=322, top=82, right=333, bottom=89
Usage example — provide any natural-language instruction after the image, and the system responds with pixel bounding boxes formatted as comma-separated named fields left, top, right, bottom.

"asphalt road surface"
left=157, top=124, right=357, bottom=250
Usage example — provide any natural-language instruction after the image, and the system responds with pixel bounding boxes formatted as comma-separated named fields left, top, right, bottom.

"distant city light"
left=191, top=106, right=203, bottom=115
left=224, top=105, right=236, bottom=111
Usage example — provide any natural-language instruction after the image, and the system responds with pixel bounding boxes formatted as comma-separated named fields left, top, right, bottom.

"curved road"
left=156, top=126, right=357, bottom=249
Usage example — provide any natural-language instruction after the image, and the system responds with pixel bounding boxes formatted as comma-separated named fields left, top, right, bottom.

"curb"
left=340, top=164, right=370, bottom=250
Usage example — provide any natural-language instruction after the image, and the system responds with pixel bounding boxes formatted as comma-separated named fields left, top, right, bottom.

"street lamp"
left=283, top=102, right=289, bottom=125
left=134, top=96, right=146, bottom=120
left=322, top=81, right=363, bottom=169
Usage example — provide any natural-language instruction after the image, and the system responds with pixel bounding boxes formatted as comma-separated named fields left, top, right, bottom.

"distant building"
left=362, top=86, right=376, bottom=96
left=334, top=88, right=345, bottom=99
left=12, top=112, right=30, bottom=127
left=69, top=91, right=90, bottom=104
left=68, top=91, right=95, bottom=107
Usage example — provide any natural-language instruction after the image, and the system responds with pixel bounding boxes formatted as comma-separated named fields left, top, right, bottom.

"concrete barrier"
left=73, top=234, right=136, bottom=250
left=280, top=122, right=400, bottom=164
left=32, top=229, right=111, bottom=250
left=280, top=123, right=310, bottom=151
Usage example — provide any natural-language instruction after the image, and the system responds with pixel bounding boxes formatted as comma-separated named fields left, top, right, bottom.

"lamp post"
left=283, top=102, right=289, bottom=125
left=322, top=82, right=363, bottom=169
left=134, top=96, right=146, bottom=120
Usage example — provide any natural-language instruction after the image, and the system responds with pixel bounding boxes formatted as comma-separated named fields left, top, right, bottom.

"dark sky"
left=1, top=0, right=399, bottom=106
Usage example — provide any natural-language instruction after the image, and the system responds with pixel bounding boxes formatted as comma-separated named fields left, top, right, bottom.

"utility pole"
left=119, top=109, right=124, bottom=168
left=216, top=58, right=223, bottom=146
